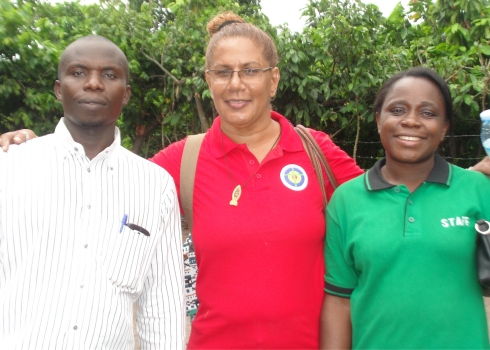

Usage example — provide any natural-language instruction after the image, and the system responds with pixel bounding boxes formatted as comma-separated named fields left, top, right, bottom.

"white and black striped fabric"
left=0, top=119, right=185, bottom=349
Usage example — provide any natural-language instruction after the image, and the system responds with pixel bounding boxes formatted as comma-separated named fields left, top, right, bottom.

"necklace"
left=221, top=126, right=281, bottom=206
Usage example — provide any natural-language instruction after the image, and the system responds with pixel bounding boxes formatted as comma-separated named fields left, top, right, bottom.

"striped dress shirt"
left=0, top=119, right=184, bottom=349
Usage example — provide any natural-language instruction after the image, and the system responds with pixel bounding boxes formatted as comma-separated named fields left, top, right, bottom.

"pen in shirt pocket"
left=119, top=214, right=150, bottom=236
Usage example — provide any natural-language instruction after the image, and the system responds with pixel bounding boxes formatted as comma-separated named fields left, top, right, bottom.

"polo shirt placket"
left=364, top=155, right=452, bottom=239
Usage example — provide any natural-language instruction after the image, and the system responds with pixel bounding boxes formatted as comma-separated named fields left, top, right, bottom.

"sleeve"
left=324, top=191, right=359, bottom=298
left=309, top=129, right=364, bottom=198
left=149, top=138, right=187, bottom=213
left=135, top=178, right=185, bottom=350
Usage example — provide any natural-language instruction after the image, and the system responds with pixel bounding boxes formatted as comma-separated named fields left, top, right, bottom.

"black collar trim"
left=364, top=154, right=450, bottom=191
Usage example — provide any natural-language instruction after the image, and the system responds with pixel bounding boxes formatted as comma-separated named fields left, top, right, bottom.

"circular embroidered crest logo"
left=280, top=164, right=308, bottom=191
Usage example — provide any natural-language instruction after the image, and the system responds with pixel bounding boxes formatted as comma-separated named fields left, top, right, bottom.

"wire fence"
left=335, top=134, right=485, bottom=169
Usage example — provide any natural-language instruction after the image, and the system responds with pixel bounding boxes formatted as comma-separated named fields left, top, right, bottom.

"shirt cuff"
left=324, top=281, right=353, bottom=298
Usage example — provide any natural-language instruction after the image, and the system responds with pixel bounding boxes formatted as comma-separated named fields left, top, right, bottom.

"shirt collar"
left=207, top=111, right=304, bottom=159
left=54, top=118, right=121, bottom=161
left=364, top=154, right=451, bottom=191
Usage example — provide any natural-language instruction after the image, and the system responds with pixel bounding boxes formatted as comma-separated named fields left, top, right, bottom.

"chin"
left=79, top=119, right=106, bottom=128
left=393, top=154, right=434, bottom=165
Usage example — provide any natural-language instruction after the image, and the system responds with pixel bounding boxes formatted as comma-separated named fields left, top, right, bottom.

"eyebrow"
left=213, top=61, right=262, bottom=68
left=66, top=63, right=122, bottom=72
left=387, top=99, right=438, bottom=108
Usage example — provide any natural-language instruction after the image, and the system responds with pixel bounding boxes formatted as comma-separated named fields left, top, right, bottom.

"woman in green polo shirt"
left=321, top=67, right=490, bottom=349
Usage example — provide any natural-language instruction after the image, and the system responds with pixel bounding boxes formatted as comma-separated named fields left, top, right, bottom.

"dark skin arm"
left=320, top=293, right=352, bottom=349
left=0, top=129, right=37, bottom=151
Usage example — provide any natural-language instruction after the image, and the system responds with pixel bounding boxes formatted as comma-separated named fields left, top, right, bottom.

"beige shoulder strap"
left=295, top=125, right=338, bottom=211
left=180, top=133, right=205, bottom=231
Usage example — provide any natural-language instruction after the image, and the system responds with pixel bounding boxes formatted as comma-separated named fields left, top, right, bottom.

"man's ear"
left=54, top=80, right=62, bottom=101
left=122, top=85, right=131, bottom=106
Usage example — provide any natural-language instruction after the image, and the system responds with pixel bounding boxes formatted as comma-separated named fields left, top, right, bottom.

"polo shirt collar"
left=364, top=154, right=451, bottom=191
left=54, top=118, right=121, bottom=161
left=207, top=111, right=304, bottom=159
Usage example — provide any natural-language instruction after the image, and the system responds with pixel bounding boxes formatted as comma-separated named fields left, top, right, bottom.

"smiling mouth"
left=226, top=100, right=250, bottom=108
left=397, top=136, right=424, bottom=141
left=80, top=102, right=105, bottom=105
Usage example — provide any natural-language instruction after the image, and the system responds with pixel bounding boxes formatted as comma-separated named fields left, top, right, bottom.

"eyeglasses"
left=205, top=67, right=274, bottom=83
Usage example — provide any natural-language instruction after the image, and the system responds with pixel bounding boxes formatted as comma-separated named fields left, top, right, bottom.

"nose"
left=84, top=71, right=104, bottom=91
left=228, top=71, right=245, bottom=90
left=401, top=110, right=421, bottom=127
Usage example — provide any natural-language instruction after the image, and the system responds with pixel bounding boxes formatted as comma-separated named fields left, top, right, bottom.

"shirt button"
left=256, top=174, right=261, bottom=178
left=80, top=285, right=84, bottom=289
left=84, top=244, right=88, bottom=248
left=110, top=167, right=113, bottom=170
left=394, top=188, right=400, bottom=193
left=87, top=205, right=91, bottom=209
left=74, top=147, right=78, bottom=152
left=408, top=217, right=415, bottom=223
left=73, top=326, right=78, bottom=330
left=408, top=200, right=413, bottom=205
left=249, top=160, right=254, bottom=165
left=87, top=168, right=91, bottom=173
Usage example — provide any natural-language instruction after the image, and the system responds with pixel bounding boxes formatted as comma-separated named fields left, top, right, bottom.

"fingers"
left=0, top=131, right=18, bottom=152
left=469, top=157, right=490, bottom=177
left=0, top=129, right=36, bottom=152
left=13, top=130, right=30, bottom=143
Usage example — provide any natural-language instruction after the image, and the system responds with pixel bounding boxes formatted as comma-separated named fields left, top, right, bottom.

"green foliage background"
left=1, top=0, right=489, bottom=168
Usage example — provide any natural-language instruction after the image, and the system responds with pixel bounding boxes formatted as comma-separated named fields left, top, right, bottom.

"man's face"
left=54, top=40, right=131, bottom=129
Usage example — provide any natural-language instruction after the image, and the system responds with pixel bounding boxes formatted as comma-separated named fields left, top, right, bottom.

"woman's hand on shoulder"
left=0, top=129, right=37, bottom=151
left=469, top=157, right=490, bottom=176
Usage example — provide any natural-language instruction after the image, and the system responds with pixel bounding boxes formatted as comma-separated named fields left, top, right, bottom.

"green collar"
left=364, top=154, right=452, bottom=191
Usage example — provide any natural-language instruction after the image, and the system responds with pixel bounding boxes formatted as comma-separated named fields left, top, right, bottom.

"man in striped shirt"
left=0, top=36, right=185, bottom=349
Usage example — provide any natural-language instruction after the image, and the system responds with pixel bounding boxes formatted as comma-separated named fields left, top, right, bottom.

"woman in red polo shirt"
left=150, top=12, right=362, bottom=348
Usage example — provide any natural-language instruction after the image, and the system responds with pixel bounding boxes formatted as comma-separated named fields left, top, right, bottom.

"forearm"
left=320, top=293, right=352, bottom=349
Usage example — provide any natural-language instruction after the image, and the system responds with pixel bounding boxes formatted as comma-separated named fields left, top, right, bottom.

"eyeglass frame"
left=205, top=67, right=275, bottom=82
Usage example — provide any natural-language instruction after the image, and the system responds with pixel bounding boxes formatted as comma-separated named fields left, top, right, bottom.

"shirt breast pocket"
left=97, top=222, right=155, bottom=293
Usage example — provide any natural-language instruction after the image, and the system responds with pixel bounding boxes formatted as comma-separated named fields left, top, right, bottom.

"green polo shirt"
left=325, top=155, right=490, bottom=349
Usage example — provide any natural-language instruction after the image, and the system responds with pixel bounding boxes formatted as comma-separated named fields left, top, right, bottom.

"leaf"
left=400, top=27, right=407, bottom=40
left=480, top=44, right=490, bottom=56
left=310, top=89, right=318, bottom=100
left=291, top=53, right=299, bottom=64
left=464, top=94, right=474, bottom=106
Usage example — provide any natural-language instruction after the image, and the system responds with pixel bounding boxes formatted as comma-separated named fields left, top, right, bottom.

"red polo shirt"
left=151, top=111, right=362, bottom=349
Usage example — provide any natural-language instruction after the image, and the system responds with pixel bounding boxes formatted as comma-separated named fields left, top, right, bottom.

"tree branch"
left=194, top=91, right=210, bottom=132
left=143, top=53, right=184, bottom=85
